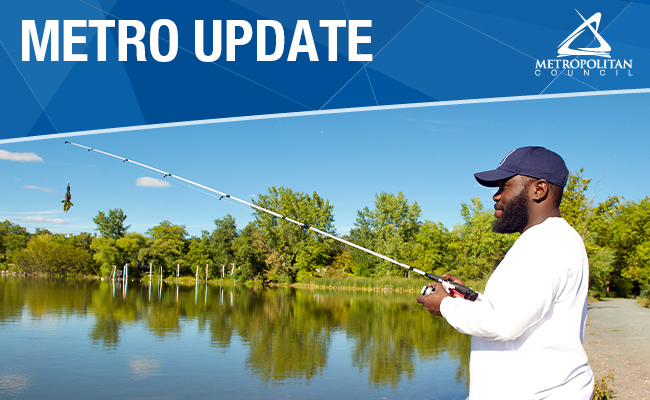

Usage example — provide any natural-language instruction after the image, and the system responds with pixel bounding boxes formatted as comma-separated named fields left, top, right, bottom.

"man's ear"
left=531, top=179, right=549, bottom=202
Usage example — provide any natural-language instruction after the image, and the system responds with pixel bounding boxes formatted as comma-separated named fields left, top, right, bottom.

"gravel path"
left=584, top=298, right=650, bottom=399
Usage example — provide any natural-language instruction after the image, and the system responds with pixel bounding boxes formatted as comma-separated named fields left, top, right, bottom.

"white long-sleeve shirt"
left=440, top=217, right=593, bottom=399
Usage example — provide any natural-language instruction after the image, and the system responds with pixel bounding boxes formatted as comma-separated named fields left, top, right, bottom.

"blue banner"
left=1, top=0, right=648, bottom=141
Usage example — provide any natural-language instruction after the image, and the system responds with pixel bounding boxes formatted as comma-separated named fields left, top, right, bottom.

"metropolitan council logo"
left=535, top=10, right=632, bottom=77
left=558, top=11, right=610, bottom=58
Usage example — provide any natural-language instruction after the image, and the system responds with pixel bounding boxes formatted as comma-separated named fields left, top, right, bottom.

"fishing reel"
left=421, top=281, right=479, bottom=301
left=421, top=284, right=439, bottom=296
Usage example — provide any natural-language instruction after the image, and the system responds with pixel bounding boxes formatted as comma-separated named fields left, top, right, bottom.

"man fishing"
left=417, top=146, right=593, bottom=399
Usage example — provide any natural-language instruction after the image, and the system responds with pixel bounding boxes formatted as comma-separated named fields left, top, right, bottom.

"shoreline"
left=1, top=271, right=426, bottom=293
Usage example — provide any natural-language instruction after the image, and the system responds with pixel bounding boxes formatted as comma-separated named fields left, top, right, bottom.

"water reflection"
left=0, top=369, right=30, bottom=396
left=128, top=356, right=162, bottom=380
left=0, top=276, right=469, bottom=390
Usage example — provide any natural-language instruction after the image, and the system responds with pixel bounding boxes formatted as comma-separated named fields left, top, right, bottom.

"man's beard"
left=493, top=187, right=530, bottom=234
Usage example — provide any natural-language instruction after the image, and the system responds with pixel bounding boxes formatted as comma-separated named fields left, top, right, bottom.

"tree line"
left=1, top=171, right=648, bottom=298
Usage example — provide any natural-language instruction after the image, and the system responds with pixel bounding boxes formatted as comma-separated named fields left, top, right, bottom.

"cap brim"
left=474, top=169, right=517, bottom=187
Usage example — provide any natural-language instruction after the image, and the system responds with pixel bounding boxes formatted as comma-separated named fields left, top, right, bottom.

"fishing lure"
left=62, top=182, right=73, bottom=212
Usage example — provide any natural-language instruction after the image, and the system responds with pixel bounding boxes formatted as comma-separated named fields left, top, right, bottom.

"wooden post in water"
left=123, top=263, right=128, bottom=298
left=196, top=265, right=199, bottom=282
left=150, top=263, right=152, bottom=282
left=206, top=263, right=209, bottom=282
left=177, top=264, right=179, bottom=278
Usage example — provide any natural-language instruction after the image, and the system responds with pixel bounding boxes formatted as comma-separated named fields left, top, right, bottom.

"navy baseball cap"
left=474, top=146, right=569, bottom=188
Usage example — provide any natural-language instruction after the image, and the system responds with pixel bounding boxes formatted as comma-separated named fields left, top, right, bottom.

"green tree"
left=185, top=239, right=213, bottom=278
left=90, top=236, right=122, bottom=276
left=560, top=169, right=593, bottom=239
left=592, top=196, right=650, bottom=295
left=116, top=232, right=147, bottom=266
left=206, top=215, right=239, bottom=273
left=146, top=220, right=188, bottom=241
left=14, top=234, right=94, bottom=275
left=93, top=208, right=130, bottom=239
left=327, top=250, right=354, bottom=277
left=452, top=198, right=516, bottom=281
left=413, top=220, right=453, bottom=277
left=90, top=232, right=145, bottom=277
left=34, top=227, right=52, bottom=236
left=350, top=192, right=421, bottom=277
left=232, top=223, right=266, bottom=281
left=71, top=232, right=94, bottom=252
left=253, top=187, right=335, bottom=283
left=139, top=220, right=188, bottom=276
left=0, top=220, right=30, bottom=265
left=588, top=248, right=615, bottom=299
left=294, top=241, right=332, bottom=281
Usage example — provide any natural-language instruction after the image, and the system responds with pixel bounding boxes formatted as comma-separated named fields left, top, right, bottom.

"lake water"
left=0, top=276, right=469, bottom=399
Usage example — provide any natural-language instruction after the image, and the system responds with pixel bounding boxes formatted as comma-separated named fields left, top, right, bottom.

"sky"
left=1, top=90, right=649, bottom=238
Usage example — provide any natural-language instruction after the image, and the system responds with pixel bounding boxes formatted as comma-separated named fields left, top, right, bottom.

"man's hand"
left=441, top=274, right=464, bottom=286
left=417, top=282, right=452, bottom=316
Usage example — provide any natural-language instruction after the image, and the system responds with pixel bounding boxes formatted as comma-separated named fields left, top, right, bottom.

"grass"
left=297, top=275, right=426, bottom=292
left=296, top=275, right=487, bottom=294
left=158, top=275, right=258, bottom=286
left=592, top=372, right=615, bottom=400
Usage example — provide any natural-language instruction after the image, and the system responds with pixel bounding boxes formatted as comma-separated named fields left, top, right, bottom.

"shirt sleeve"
left=440, top=238, right=565, bottom=341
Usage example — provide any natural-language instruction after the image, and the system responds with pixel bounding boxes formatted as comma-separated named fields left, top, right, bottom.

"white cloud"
left=136, top=177, right=171, bottom=188
left=18, top=216, right=68, bottom=224
left=0, top=150, right=44, bottom=162
left=23, top=185, right=56, bottom=193
left=4, top=210, right=60, bottom=216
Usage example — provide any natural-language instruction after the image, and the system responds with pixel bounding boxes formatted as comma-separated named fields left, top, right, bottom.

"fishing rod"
left=65, top=141, right=478, bottom=301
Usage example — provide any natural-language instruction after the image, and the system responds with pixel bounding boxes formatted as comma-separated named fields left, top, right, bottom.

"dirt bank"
left=584, top=298, right=650, bottom=399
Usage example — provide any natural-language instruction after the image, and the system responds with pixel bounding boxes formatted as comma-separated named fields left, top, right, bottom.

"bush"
left=14, top=234, right=94, bottom=275
left=638, top=284, right=650, bottom=308
left=592, top=372, right=615, bottom=400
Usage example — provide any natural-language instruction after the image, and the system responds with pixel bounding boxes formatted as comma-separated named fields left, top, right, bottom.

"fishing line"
left=188, top=186, right=254, bottom=215
left=93, top=148, right=252, bottom=215
left=65, top=140, right=479, bottom=300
